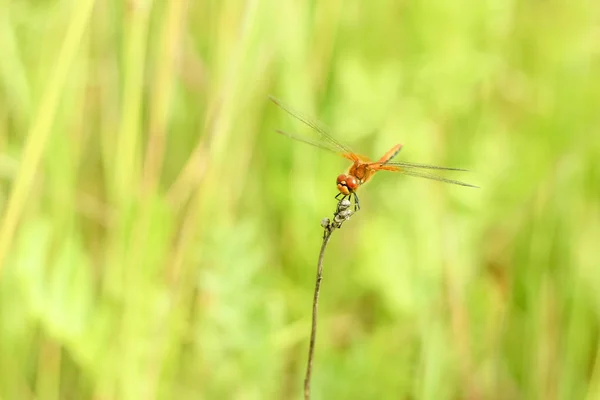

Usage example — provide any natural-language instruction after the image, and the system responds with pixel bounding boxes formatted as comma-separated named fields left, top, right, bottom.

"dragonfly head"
left=337, top=174, right=359, bottom=195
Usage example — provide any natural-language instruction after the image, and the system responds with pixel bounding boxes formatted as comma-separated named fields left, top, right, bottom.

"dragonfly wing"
left=381, top=160, right=469, bottom=171
left=275, top=129, right=346, bottom=155
left=397, top=168, right=479, bottom=188
left=269, top=96, right=358, bottom=156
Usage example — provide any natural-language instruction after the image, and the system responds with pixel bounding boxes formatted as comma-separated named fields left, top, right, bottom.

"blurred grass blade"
left=0, top=0, right=96, bottom=270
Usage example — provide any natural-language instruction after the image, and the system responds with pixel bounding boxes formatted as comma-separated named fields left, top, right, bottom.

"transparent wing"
left=397, top=168, right=479, bottom=188
left=269, top=95, right=358, bottom=157
left=275, top=130, right=344, bottom=155
left=382, top=160, right=468, bottom=172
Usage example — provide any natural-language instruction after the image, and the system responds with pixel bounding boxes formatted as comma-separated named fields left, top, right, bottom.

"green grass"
left=1, top=0, right=599, bottom=399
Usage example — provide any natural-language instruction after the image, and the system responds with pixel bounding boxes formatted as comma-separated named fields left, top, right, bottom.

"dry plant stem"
left=304, top=199, right=355, bottom=400
left=304, top=231, right=330, bottom=399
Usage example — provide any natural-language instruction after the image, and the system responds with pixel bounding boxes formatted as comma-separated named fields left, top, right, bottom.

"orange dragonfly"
left=270, top=96, right=478, bottom=210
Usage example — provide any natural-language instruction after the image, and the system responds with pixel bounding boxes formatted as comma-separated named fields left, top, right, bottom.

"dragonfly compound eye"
left=345, top=176, right=359, bottom=191
left=336, top=174, right=350, bottom=195
left=336, top=174, right=358, bottom=195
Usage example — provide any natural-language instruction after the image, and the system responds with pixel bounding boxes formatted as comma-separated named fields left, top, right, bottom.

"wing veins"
left=269, top=96, right=355, bottom=155
left=275, top=130, right=343, bottom=155
left=382, top=161, right=468, bottom=171
left=399, top=169, right=479, bottom=188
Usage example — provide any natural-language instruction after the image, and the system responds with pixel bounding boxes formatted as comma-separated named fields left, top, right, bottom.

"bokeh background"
left=1, top=0, right=599, bottom=399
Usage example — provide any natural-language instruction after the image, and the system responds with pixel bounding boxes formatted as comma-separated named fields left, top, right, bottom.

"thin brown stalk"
left=304, top=198, right=356, bottom=399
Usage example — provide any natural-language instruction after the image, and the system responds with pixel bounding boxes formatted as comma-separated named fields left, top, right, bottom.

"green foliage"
left=1, top=0, right=599, bottom=399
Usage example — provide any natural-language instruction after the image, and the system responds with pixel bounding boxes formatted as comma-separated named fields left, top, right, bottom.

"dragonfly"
left=269, top=96, right=478, bottom=210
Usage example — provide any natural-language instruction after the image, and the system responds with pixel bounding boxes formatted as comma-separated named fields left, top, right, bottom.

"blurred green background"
left=1, top=0, right=599, bottom=399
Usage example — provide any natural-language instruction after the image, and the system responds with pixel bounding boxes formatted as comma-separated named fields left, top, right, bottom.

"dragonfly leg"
left=334, top=192, right=351, bottom=206
left=333, top=192, right=360, bottom=211
left=334, top=192, right=360, bottom=211
left=352, top=193, right=361, bottom=211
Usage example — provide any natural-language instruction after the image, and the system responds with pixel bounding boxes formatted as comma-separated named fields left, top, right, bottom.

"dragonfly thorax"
left=336, top=174, right=360, bottom=195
